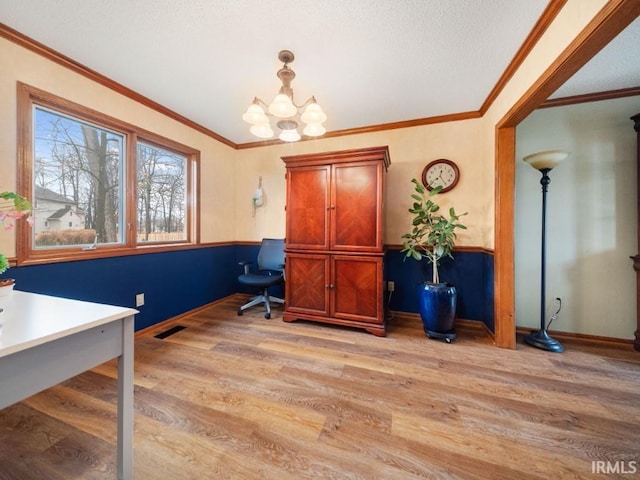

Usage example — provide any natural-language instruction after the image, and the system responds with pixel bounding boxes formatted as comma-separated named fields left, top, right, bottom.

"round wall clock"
left=421, top=159, right=460, bottom=193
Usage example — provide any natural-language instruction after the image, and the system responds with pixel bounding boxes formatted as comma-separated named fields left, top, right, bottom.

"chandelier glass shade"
left=243, top=50, right=327, bottom=142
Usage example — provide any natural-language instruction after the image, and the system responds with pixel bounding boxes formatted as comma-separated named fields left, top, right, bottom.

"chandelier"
left=242, top=50, right=327, bottom=142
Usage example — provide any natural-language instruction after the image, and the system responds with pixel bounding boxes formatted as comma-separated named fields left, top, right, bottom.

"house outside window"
left=33, top=186, right=91, bottom=246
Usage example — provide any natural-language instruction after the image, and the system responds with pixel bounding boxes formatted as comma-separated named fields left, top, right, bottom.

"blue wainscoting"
left=3, top=245, right=237, bottom=331
left=1, top=244, right=493, bottom=333
left=384, top=248, right=494, bottom=332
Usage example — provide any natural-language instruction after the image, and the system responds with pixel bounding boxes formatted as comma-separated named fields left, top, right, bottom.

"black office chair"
left=237, top=238, right=285, bottom=319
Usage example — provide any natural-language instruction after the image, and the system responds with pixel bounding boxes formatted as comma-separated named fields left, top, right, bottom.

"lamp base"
left=524, top=329, right=564, bottom=353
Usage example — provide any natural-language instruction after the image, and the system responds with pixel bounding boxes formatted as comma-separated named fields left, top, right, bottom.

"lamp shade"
left=268, top=94, right=297, bottom=118
left=250, top=122, right=274, bottom=139
left=279, top=128, right=301, bottom=142
left=242, top=104, right=267, bottom=125
left=301, top=103, right=327, bottom=124
left=523, top=150, right=569, bottom=171
left=303, top=123, right=326, bottom=137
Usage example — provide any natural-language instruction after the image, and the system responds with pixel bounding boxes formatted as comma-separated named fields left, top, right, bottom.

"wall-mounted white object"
left=252, top=176, right=264, bottom=216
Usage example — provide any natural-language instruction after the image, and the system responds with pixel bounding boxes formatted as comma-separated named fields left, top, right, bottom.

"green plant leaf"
left=0, top=253, right=8, bottom=275
left=401, top=178, right=468, bottom=279
left=0, top=191, right=33, bottom=212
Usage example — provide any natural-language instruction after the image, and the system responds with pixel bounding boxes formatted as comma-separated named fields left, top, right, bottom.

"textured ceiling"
left=1, top=1, right=638, bottom=146
left=550, top=14, right=640, bottom=98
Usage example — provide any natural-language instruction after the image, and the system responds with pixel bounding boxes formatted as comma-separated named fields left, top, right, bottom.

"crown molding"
left=480, top=0, right=568, bottom=115
left=538, top=85, right=640, bottom=108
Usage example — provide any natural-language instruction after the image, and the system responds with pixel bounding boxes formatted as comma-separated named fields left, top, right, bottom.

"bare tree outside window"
left=137, top=143, right=187, bottom=243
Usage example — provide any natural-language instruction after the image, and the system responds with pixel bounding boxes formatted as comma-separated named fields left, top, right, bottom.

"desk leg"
left=117, top=315, right=134, bottom=480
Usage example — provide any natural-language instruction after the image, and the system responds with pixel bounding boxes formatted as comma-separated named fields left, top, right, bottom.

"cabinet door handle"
left=325, top=284, right=335, bottom=289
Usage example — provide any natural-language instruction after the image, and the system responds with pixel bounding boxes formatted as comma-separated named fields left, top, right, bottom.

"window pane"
left=33, top=106, right=125, bottom=249
left=137, top=142, right=187, bottom=243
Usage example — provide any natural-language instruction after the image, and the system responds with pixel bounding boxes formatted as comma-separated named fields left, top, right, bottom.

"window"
left=137, top=142, right=187, bottom=243
left=33, top=106, right=126, bottom=249
left=17, top=83, right=199, bottom=264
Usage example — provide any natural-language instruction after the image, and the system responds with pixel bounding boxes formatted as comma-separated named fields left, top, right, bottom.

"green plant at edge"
left=0, top=254, right=8, bottom=276
left=0, top=191, right=33, bottom=276
left=401, top=178, right=467, bottom=284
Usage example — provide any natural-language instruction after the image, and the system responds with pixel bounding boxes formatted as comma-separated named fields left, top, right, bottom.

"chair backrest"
left=257, top=238, right=285, bottom=272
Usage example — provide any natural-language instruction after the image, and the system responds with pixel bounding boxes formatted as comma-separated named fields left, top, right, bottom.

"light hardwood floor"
left=1, top=297, right=639, bottom=479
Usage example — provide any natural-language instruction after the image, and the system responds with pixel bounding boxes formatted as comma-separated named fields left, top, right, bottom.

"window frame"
left=17, top=82, right=200, bottom=266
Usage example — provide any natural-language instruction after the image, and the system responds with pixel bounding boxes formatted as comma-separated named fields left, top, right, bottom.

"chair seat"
left=238, top=273, right=283, bottom=288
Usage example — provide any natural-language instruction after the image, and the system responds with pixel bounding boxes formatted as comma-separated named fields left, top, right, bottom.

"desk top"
left=0, top=291, right=138, bottom=358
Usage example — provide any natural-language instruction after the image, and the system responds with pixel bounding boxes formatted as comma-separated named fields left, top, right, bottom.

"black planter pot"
left=418, top=282, right=457, bottom=342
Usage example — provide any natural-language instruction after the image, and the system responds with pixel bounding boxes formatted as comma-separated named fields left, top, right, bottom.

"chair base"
left=237, top=290, right=284, bottom=319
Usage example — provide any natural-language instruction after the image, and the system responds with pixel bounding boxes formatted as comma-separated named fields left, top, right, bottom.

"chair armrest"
left=238, top=260, right=254, bottom=275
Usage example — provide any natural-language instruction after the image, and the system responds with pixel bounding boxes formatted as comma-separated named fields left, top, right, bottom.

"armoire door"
left=285, top=165, right=330, bottom=251
left=285, top=252, right=330, bottom=317
left=330, top=255, right=383, bottom=324
left=331, top=161, right=384, bottom=252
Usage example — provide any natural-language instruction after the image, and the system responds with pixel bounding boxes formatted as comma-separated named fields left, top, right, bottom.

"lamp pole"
left=524, top=166, right=564, bottom=352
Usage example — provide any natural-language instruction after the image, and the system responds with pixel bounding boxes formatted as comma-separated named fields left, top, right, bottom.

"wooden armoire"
left=281, top=146, right=390, bottom=336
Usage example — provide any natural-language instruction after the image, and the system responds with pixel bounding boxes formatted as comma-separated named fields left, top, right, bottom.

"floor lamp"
left=523, top=150, right=569, bottom=353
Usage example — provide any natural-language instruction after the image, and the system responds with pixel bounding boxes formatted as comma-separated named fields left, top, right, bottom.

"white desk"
left=0, top=291, right=137, bottom=480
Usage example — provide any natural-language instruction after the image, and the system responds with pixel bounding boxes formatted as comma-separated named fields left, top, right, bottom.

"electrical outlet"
left=136, top=293, right=145, bottom=307
left=387, top=281, right=395, bottom=292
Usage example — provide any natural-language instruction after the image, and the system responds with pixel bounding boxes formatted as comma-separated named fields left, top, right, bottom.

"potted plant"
left=401, top=178, right=466, bottom=342
left=0, top=191, right=33, bottom=295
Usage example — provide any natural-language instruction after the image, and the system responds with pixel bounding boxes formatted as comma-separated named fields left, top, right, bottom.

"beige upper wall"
left=0, top=36, right=238, bottom=257
left=234, top=119, right=485, bottom=247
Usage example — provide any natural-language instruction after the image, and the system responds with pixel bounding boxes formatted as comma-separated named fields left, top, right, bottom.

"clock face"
left=421, top=159, right=459, bottom=193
